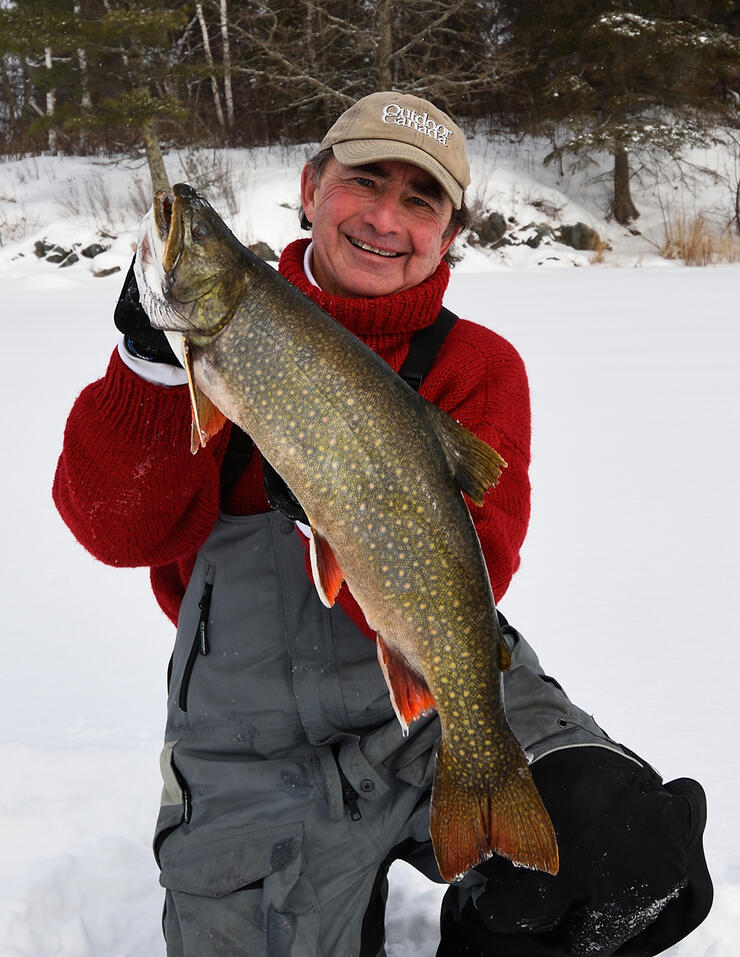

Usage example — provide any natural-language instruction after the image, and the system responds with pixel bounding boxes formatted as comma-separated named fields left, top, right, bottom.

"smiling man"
left=53, top=91, right=711, bottom=957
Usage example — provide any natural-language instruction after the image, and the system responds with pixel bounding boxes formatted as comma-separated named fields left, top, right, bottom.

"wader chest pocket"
left=177, top=565, right=215, bottom=712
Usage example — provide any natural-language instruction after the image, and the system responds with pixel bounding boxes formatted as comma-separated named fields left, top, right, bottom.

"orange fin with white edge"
left=309, top=526, right=344, bottom=608
left=430, top=737, right=559, bottom=883
left=183, top=340, right=227, bottom=453
left=376, top=635, right=436, bottom=735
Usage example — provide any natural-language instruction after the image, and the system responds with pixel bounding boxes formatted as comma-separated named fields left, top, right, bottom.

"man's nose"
left=363, top=189, right=402, bottom=234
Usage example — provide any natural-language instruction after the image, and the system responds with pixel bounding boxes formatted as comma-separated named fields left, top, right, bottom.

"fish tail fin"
left=430, top=739, right=559, bottom=882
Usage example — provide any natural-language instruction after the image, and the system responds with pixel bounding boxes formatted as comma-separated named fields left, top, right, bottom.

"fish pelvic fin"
left=376, top=635, right=436, bottom=734
left=309, top=526, right=345, bottom=608
left=182, top=340, right=227, bottom=453
left=430, top=738, right=559, bottom=883
left=423, top=403, right=507, bottom=506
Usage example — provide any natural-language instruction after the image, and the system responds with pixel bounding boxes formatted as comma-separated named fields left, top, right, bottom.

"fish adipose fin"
left=423, top=403, right=507, bottom=506
left=309, top=527, right=345, bottom=608
left=376, top=635, right=436, bottom=734
left=183, top=340, right=228, bottom=453
left=430, top=738, right=559, bottom=883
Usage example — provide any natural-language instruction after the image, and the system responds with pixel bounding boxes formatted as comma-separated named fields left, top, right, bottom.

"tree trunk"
left=44, top=46, right=57, bottom=152
left=613, top=146, right=639, bottom=225
left=73, top=3, right=92, bottom=112
left=142, top=120, right=170, bottom=195
left=378, top=0, right=393, bottom=90
left=306, top=1, right=317, bottom=74
left=1, top=56, right=18, bottom=142
left=73, top=3, right=92, bottom=151
left=196, top=1, right=225, bottom=128
left=220, top=0, right=234, bottom=129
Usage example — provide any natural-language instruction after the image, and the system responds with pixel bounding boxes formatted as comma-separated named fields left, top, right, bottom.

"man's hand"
left=262, top=455, right=309, bottom=524
left=114, top=256, right=179, bottom=365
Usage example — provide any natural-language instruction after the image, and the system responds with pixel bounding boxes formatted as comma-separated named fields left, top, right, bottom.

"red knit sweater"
left=53, top=239, right=531, bottom=635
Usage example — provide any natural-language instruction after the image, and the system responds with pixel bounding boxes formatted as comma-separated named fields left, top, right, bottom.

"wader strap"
left=220, top=305, right=459, bottom=509
left=220, top=425, right=254, bottom=509
left=398, top=305, right=458, bottom=391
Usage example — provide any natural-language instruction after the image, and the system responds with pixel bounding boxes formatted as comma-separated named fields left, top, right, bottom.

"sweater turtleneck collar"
left=278, top=238, right=450, bottom=346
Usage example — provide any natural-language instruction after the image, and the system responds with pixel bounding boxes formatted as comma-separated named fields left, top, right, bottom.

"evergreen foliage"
left=495, top=0, right=740, bottom=221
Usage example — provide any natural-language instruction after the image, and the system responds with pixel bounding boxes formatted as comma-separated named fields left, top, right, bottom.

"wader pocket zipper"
left=178, top=575, right=214, bottom=712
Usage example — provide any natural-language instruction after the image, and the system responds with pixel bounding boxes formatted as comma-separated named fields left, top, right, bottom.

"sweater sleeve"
left=52, top=348, right=229, bottom=568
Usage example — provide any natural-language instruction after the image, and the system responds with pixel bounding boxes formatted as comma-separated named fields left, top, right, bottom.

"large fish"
left=135, top=183, right=559, bottom=882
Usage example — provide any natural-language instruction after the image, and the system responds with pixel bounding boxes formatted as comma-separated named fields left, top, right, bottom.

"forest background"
left=1, top=0, right=740, bottom=230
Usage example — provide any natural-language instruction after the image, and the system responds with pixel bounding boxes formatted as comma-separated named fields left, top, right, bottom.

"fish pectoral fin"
left=423, top=403, right=507, bottom=506
left=309, top=526, right=345, bottom=608
left=376, top=635, right=436, bottom=735
left=183, top=340, right=228, bottom=454
left=189, top=392, right=228, bottom=454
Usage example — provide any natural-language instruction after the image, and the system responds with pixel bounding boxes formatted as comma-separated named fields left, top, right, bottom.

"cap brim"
left=331, top=140, right=463, bottom=209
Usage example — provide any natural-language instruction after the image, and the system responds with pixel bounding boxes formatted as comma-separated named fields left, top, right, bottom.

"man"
left=53, top=92, right=712, bottom=956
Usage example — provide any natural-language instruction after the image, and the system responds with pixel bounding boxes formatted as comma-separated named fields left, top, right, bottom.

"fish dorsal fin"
left=376, top=635, right=436, bottom=735
left=183, top=340, right=228, bottom=453
left=423, top=402, right=507, bottom=506
left=309, top=526, right=345, bottom=608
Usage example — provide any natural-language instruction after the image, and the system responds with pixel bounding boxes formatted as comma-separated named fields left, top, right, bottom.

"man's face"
left=301, top=157, right=457, bottom=299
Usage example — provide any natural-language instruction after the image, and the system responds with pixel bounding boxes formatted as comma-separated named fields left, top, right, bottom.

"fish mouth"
left=153, top=190, right=174, bottom=240
left=153, top=188, right=185, bottom=274
left=347, top=235, right=404, bottom=258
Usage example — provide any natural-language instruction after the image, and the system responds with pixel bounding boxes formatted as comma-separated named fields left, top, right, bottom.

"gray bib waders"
left=154, top=510, right=630, bottom=957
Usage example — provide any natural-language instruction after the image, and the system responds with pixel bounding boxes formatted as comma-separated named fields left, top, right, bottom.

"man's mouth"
left=347, top=236, right=404, bottom=258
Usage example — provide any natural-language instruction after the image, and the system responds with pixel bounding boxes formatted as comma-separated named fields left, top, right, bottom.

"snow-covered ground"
left=1, top=142, right=739, bottom=955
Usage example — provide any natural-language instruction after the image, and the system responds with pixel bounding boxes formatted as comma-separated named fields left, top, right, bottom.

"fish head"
left=135, top=182, right=249, bottom=347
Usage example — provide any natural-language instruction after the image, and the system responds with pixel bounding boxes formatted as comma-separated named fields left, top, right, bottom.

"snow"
left=1, top=141, right=739, bottom=955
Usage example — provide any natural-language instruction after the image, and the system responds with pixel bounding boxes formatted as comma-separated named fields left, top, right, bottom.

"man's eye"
left=410, top=196, right=430, bottom=209
left=355, top=177, right=375, bottom=187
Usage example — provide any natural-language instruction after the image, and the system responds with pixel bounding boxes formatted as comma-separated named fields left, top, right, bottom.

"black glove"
left=261, top=454, right=309, bottom=524
left=114, top=256, right=179, bottom=365
left=438, top=748, right=712, bottom=957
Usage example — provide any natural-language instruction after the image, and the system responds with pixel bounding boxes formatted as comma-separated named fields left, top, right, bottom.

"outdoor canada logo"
left=381, top=103, right=452, bottom=146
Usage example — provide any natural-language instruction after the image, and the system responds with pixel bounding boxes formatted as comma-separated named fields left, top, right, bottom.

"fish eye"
left=193, top=220, right=210, bottom=240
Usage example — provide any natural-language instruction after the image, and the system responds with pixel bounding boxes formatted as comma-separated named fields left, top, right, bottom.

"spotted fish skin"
left=135, top=183, right=559, bottom=882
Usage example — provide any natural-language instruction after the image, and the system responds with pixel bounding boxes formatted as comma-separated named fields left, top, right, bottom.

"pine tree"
left=497, top=0, right=740, bottom=223
left=0, top=0, right=81, bottom=152
left=70, top=1, right=193, bottom=191
left=0, top=1, right=192, bottom=190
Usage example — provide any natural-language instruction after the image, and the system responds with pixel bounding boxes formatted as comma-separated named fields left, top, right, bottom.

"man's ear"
left=440, top=227, right=460, bottom=259
left=300, top=165, right=318, bottom=223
